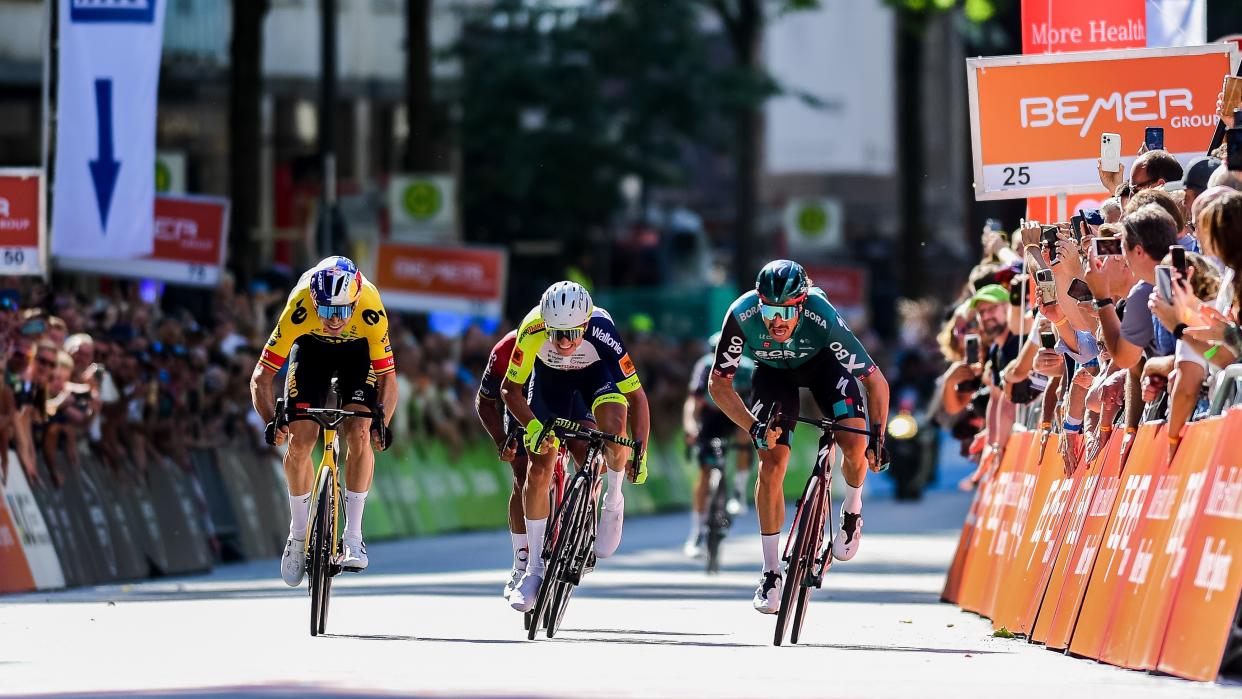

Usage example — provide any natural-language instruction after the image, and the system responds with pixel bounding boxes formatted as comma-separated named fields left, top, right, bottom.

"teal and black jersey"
left=711, top=288, right=877, bottom=379
left=690, top=350, right=753, bottom=411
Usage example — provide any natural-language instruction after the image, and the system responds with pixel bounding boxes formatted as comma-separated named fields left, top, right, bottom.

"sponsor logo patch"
left=619, top=353, right=636, bottom=376
left=291, top=300, right=308, bottom=325
left=591, top=325, right=624, bottom=355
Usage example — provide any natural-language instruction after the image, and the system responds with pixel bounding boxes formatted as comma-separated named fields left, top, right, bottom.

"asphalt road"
left=1, top=483, right=1238, bottom=698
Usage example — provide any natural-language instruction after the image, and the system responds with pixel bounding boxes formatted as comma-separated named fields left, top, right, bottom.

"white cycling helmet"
left=540, top=281, right=593, bottom=330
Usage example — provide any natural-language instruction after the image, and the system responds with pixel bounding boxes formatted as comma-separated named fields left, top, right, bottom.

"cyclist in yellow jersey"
left=250, top=256, right=398, bottom=586
left=501, top=281, right=651, bottom=613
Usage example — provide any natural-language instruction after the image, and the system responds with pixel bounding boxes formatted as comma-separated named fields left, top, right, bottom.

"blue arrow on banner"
left=89, top=78, right=121, bottom=231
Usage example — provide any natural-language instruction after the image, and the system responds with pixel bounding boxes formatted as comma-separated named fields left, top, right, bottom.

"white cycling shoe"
left=683, top=531, right=705, bottom=559
left=341, top=537, right=368, bottom=572
left=281, top=535, right=306, bottom=587
left=595, top=497, right=624, bottom=558
left=832, top=512, right=863, bottom=561
left=504, top=565, right=526, bottom=601
left=753, top=570, right=782, bottom=614
left=509, top=570, right=543, bottom=612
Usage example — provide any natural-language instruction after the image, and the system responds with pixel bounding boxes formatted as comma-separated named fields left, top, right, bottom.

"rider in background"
left=682, top=331, right=755, bottom=558
left=708, top=260, right=889, bottom=614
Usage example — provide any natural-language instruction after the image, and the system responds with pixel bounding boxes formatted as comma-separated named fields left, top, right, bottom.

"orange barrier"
left=1068, top=423, right=1169, bottom=660
left=1158, top=410, right=1242, bottom=681
left=941, top=450, right=990, bottom=605
left=1101, top=415, right=1227, bottom=670
left=1030, top=434, right=1120, bottom=645
left=957, top=432, right=1036, bottom=615
left=945, top=408, right=1242, bottom=682
left=0, top=487, right=35, bottom=594
left=990, top=433, right=1077, bottom=635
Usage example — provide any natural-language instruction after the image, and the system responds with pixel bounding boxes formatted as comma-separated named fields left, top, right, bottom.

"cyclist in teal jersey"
left=709, top=260, right=890, bottom=615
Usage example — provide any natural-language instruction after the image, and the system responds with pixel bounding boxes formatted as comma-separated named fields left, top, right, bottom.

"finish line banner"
left=51, top=0, right=166, bottom=259
left=967, top=44, right=1236, bottom=200
left=58, top=195, right=230, bottom=287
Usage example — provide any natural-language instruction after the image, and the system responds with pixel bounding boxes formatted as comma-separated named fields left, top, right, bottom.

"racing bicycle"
left=517, top=427, right=571, bottom=633
left=695, top=438, right=749, bottom=574
left=770, top=405, right=873, bottom=647
left=525, top=418, right=640, bottom=640
left=273, top=396, right=379, bottom=637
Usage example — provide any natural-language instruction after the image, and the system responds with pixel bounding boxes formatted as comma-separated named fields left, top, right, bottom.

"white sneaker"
left=683, top=531, right=705, bottom=559
left=509, top=570, right=543, bottom=612
left=595, top=498, right=624, bottom=558
left=281, top=535, right=306, bottom=587
left=832, top=512, right=863, bottom=561
left=753, top=570, right=782, bottom=614
left=341, top=537, right=368, bottom=572
left=504, top=566, right=526, bottom=600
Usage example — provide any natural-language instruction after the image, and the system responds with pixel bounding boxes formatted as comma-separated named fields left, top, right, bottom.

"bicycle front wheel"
left=774, top=477, right=821, bottom=646
left=528, top=473, right=585, bottom=640
left=790, top=480, right=825, bottom=645
left=705, top=468, right=728, bottom=575
left=309, top=482, right=333, bottom=637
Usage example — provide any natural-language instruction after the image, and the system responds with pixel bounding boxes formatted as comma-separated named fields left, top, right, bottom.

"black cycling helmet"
left=756, top=259, right=810, bottom=306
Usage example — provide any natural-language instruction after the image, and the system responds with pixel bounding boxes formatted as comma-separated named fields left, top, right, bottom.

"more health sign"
left=0, top=169, right=45, bottom=276
left=57, top=195, right=229, bottom=287
left=967, top=44, right=1236, bottom=200
left=1022, top=0, right=1146, bottom=54
left=374, top=242, right=507, bottom=319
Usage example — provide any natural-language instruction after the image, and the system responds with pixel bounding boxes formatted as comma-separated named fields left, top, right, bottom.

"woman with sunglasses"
left=249, top=256, right=399, bottom=587
left=501, top=281, right=651, bottom=614
left=708, top=259, right=890, bottom=615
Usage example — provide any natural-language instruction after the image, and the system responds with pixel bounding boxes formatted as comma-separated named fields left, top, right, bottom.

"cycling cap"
left=309, top=256, right=363, bottom=311
left=756, top=259, right=809, bottom=306
left=541, top=281, right=593, bottom=330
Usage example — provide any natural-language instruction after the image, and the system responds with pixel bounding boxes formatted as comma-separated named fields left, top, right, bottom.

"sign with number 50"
left=0, top=169, right=45, bottom=276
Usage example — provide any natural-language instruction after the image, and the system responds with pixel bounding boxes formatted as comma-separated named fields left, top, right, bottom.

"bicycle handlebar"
left=769, top=402, right=873, bottom=438
left=276, top=398, right=379, bottom=431
left=550, top=417, right=641, bottom=451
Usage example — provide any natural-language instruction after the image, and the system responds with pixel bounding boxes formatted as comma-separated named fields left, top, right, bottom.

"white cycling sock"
left=843, top=482, right=863, bottom=514
left=344, top=489, right=368, bottom=541
left=288, top=492, right=310, bottom=540
left=525, top=518, right=547, bottom=575
left=511, top=531, right=528, bottom=571
left=761, top=532, right=781, bottom=573
left=733, top=471, right=749, bottom=497
left=689, top=507, right=701, bottom=536
left=604, top=469, right=625, bottom=510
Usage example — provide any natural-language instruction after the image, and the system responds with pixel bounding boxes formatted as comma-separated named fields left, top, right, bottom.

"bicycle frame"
left=303, top=418, right=344, bottom=565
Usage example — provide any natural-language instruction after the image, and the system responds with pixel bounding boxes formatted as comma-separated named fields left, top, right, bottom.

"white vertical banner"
left=52, top=0, right=165, bottom=260
left=1146, top=0, right=1206, bottom=48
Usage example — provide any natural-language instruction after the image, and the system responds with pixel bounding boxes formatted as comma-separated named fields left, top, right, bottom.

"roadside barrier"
left=0, top=425, right=751, bottom=596
left=943, top=396, right=1242, bottom=682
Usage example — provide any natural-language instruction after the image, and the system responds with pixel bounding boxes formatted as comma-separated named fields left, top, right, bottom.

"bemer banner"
left=967, top=44, right=1237, bottom=200
left=51, top=0, right=166, bottom=259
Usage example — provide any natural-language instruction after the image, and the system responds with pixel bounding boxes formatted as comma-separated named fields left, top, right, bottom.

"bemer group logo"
left=70, top=0, right=157, bottom=24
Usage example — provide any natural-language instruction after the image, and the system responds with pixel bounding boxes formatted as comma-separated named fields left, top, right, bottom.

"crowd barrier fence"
left=942, top=390, right=1242, bottom=682
left=0, top=424, right=829, bottom=597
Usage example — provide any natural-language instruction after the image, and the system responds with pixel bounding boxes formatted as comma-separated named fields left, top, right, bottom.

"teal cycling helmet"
left=756, top=259, right=810, bottom=306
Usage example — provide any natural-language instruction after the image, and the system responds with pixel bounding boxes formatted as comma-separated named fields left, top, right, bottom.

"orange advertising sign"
left=375, top=242, right=508, bottom=318
left=968, top=45, right=1237, bottom=199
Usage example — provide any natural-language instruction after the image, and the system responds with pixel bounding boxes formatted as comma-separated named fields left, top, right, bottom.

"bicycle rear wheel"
left=790, top=480, right=826, bottom=645
left=527, top=474, right=585, bottom=640
left=309, top=482, right=333, bottom=637
left=705, top=468, right=728, bottom=575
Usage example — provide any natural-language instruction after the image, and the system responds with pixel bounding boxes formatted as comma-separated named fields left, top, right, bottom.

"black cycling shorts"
left=285, top=336, right=377, bottom=419
left=748, top=350, right=866, bottom=447
left=696, top=407, right=739, bottom=465
left=529, top=359, right=622, bottom=426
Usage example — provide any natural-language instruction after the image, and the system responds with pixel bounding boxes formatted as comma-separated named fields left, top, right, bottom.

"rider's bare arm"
left=624, top=384, right=651, bottom=456
left=501, top=378, right=538, bottom=429
left=861, top=367, right=890, bottom=445
left=707, top=373, right=757, bottom=433
left=250, top=363, right=277, bottom=425
left=682, top=395, right=703, bottom=438
left=376, top=372, right=397, bottom=426
left=476, top=392, right=508, bottom=448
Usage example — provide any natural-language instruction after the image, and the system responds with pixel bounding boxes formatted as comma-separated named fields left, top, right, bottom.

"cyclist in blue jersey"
left=709, top=260, right=890, bottom=615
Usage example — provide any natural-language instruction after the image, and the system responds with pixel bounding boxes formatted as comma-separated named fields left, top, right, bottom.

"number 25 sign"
left=967, top=44, right=1237, bottom=200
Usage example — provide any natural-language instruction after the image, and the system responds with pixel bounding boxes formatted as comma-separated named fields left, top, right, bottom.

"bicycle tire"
left=774, top=478, right=818, bottom=646
left=547, top=504, right=590, bottom=638
left=308, top=482, right=332, bottom=637
left=705, top=469, right=728, bottom=575
left=790, top=480, right=825, bottom=645
left=318, top=491, right=336, bottom=636
left=527, top=474, right=585, bottom=640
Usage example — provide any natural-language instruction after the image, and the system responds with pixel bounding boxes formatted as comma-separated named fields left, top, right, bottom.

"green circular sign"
left=796, top=203, right=829, bottom=238
left=155, top=160, right=171, bottom=193
left=402, top=180, right=443, bottom=221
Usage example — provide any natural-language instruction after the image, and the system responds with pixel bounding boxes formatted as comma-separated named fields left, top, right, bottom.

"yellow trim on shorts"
left=591, top=392, right=628, bottom=411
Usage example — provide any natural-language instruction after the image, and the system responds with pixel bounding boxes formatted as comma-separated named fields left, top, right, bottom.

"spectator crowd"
left=935, top=74, right=1242, bottom=481
left=0, top=271, right=733, bottom=491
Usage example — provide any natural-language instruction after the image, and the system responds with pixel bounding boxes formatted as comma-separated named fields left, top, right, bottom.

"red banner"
left=0, top=168, right=44, bottom=275
left=374, top=242, right=508, bottom=318
left=802, top=264, right=867, bottom=309
left=1022, top=0, right=1146, bottom=55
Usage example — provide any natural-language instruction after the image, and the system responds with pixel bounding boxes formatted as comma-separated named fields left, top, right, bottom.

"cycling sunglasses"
left=317, top=303, right=356, bottom=321
left=759, top=303, right=801, bottom=322
left=551, top=327, right=585, bottom=343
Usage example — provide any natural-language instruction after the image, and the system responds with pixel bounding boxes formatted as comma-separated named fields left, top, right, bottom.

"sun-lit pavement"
left=1, top=479, right=1238, bottom=699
